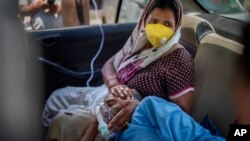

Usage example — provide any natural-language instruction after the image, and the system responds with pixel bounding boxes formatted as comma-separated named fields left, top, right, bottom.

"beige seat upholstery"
left=181, top=15, right=215, bottom=49
left=192, top=33, right=244, bottom=135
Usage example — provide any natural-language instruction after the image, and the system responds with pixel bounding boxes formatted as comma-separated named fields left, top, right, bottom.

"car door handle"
left=37, top=34, right=62, bottom=47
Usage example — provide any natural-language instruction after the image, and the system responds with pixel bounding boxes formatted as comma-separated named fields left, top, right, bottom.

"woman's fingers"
left=120, top=85, right=133, bottom=99
left=109, top=85, right=134, bottom=99
left=109, top=88, right=115, bottom=96
left=114, top=87, right=125, bottom=98
left=109, top=87, right=119, bottom=97
left=121, top=89, right=130, bottom=99
left=110, top=87, right=115, bottom=94
left=109, top=109, right=129, bottom=131
left=112, top=86, right=126, bottom=98
left=116, top=122, right=128, bottom=131
left=109, top=100, right=139, bottom=132
left=127, top=89, right=134, bottom=99
left=109, top=109, right=123, bottom=127
left=121, top=88, right=133, bottom=100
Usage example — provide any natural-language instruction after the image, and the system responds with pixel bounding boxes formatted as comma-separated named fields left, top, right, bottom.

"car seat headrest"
left=181, top=15, right=215, bottom=48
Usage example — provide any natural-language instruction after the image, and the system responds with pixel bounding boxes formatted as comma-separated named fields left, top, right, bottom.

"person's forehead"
left=149, top=8, right=175, bottom=20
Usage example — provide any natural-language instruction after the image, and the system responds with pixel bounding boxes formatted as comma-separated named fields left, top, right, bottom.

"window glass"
left=117, top=0, right=148, bottom=23
left=196, top=0, right=250, bottom=22
left=116, top=0, right=205, bottom=24
left=18, top=0, right=119, bottom=30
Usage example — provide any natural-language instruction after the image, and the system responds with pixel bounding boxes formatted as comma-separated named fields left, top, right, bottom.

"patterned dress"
left=124, top=48, right=195, bottom=100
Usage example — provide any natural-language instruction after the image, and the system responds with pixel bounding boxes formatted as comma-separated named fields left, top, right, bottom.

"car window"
left=18, top=0, right=119, bottom=30
left=116, top=0, right=249, bottom=23
left=117, top=0, right=147, bottom=23
left=196, top=0, right=250, bottom=22
left=116, top=0, right=205, bottom=24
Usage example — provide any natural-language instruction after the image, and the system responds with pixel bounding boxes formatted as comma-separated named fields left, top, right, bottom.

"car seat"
left=192, top=32, right=244, bottom=135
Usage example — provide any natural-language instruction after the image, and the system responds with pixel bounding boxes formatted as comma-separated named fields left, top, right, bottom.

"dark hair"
left=145, top=0, right=180, bottom=24
left=238, top=23, right=250, bottom=81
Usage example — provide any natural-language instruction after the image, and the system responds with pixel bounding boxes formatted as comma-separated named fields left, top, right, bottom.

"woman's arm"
left=171, top=92, right=193, bottom=114
left=164, top=44, right=195, bottom=115
left=101, top=54, right=118, bottom=88
left=102, top=55, right=133, bottom=99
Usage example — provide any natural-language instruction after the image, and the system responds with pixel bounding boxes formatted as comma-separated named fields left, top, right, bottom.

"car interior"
left=20, top=0, right=248, bottom=138
left=193, top=30, right=244, bottom=135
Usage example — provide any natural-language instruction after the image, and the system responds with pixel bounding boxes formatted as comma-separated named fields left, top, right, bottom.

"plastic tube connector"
left=95, top=106, right=111, bottom=137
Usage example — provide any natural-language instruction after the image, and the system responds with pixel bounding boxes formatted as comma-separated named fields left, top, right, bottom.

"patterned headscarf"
left=114, top=0, right=183, bottom=83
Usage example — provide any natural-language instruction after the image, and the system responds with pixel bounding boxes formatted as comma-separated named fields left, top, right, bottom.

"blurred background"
left=19, top=0, right=250, bottom=30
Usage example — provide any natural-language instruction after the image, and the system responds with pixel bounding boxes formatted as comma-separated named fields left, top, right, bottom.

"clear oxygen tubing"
left=38, top=57, right=99, bottom=75
left=86, top=0, right=105, bottom=87
left=37, top=0, right=105, bottom=86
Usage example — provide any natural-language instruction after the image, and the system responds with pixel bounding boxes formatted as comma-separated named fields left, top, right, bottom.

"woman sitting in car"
left=44, top=0, right=195, bottom=140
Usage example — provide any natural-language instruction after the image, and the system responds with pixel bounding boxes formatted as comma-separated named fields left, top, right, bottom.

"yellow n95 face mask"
left=145, top=24, right=174, bottom=48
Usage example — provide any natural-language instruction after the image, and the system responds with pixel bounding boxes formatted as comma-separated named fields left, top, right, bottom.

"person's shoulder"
left=169, top=43, right=194, bottom=64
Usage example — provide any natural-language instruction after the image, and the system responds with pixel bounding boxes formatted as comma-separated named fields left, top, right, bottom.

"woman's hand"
left=108, top=99, right=140, bottom=131
left=109, top=84, right=134, bottom=100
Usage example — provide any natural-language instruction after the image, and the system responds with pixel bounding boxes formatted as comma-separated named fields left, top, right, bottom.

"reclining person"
left=118, top=24, right=250, bottom=141
left=46, top=90, right=141, bottom=141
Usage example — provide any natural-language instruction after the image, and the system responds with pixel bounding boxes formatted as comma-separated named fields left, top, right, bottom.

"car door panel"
left=28, top=23, right=136, bottom=98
